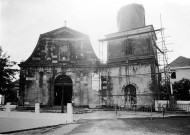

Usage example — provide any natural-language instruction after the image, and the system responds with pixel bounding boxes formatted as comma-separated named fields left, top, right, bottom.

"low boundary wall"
left=0, top=103, right=73, bottom=133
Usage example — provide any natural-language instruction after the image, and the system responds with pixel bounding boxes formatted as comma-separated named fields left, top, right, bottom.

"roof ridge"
left=41, top=26, right=88, bottom=37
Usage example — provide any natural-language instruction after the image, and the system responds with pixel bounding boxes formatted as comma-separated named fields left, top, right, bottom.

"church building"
left=19, top=3, right=160, bottom=108
left=19, top=26, right=100, bottom=107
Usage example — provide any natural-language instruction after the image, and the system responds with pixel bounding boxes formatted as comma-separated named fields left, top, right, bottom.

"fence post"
left=115, top=104, right=117, bottom=116
left=162, top=105, right=165, bottom=119
left=135, top=105, right=137, bottom=114
left=35, top=103, right=40, bottom=113
left=67, top=103, right=73, bottom=123
left=1, top=96, right=5, bottom=105
left=6, top=102, right=11, bottom=112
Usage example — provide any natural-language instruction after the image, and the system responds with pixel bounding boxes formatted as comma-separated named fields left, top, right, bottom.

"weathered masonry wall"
left=28, top=38, right=97, bottom=64
left=107, top=35, right=156, bottom=63
left=21, top=62, right=157, bottom=107
left=23, top=67, right=51, bottom=105
left=100, top=63, right=154, bottom=106
left=21, top=66, right=99, bottom=107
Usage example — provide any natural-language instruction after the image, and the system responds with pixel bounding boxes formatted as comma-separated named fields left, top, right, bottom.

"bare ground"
left=66, top=117, right=190, bottom=135
left=7, top=116, right=190, bottom=135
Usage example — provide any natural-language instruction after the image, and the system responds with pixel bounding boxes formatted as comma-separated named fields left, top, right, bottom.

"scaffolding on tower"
left=156, top=15, right=172, bottom=100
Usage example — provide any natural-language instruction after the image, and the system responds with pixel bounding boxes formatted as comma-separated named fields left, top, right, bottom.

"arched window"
left=124, top=84, right=137, bottom=105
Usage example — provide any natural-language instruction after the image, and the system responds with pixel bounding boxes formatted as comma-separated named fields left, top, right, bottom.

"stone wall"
left=101, top=63, right=156, bottom=106
left=22, top=66, right=98, bottom=107
left=23, top=67, right=51, bottom=105
left=107, top=36, right=154, bottom=63
left=21, top=62, right=158, bottom=107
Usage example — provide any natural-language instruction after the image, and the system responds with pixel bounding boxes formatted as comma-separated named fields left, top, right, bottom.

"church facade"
left=19, top=27, right=100, bottom=107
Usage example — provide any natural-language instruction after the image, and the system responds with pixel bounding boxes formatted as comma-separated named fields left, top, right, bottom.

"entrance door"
left=54, top=75, right=72, bottom=105
left=124, top=84, right=136, bottom=105
left=54, top=86, right=62, bottom=105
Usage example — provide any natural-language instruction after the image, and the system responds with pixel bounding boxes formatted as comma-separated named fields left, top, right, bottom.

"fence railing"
left=120, top=104, right=153, bottom=112
left=114, top=104, right=153, bottom=119
left=162, top=104, right=190, bottom=118
left=176, top=104, right=190, bottom=112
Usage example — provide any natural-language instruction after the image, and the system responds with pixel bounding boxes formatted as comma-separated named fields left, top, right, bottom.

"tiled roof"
left=169, top=56, right=190, bottom=67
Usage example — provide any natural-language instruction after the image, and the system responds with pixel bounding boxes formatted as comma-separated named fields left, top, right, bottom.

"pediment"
left=20, top=26, right=98, bottom=66
left=52, top=30, right=76, bottom=38
left=41, top=27, right=87, bottom=39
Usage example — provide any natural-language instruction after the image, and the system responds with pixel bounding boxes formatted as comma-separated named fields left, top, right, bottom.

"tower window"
left=124, top=39, right=134, bottom=55
left=126, top=45, right=133, bottom=55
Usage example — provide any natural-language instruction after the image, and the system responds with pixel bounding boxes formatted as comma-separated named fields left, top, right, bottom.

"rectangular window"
left=171, top=71, right=176, bottom=79
left=124, top=39, right=133, bottom=55
left=126, top=45, right=133, bottom=55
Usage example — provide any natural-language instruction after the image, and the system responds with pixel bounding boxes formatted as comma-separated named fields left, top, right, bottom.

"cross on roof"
left=64, top=20, right=67, bottom=27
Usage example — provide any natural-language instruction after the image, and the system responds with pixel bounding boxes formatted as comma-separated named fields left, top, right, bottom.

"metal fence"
left=114, top=104, right=153, bottom=119
left=119, top=104, right=153, bottom=112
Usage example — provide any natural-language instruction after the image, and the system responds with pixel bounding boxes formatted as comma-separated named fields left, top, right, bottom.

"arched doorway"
left=54, top=75, right=72, bottom=105
left=124, top=84, right=137, bottom=105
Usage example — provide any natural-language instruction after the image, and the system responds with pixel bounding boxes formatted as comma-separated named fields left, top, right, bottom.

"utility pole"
left=170, top=82, right=173, bottom=95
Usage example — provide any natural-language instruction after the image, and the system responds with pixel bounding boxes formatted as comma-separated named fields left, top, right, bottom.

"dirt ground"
left=7, top=116, right=190, bottom=135
left=67, top=117, right=190, bottom=135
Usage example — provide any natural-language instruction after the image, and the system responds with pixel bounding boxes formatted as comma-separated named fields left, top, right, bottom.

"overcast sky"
left=1, top=0, right=190, bottom=66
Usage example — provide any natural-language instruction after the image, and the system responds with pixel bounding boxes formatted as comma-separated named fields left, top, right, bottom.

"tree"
left=173, top=78, right=190, bottom=100
left=159, top=83, right=170, bottom=100
left=0, top=46, right=18, bottom=95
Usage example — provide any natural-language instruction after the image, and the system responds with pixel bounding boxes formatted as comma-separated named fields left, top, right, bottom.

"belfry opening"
left=54, top=75, right=73, bottom=105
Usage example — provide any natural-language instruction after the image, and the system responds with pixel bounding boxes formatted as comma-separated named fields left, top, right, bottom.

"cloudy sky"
left=1, top=0, right=190, bottom=66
